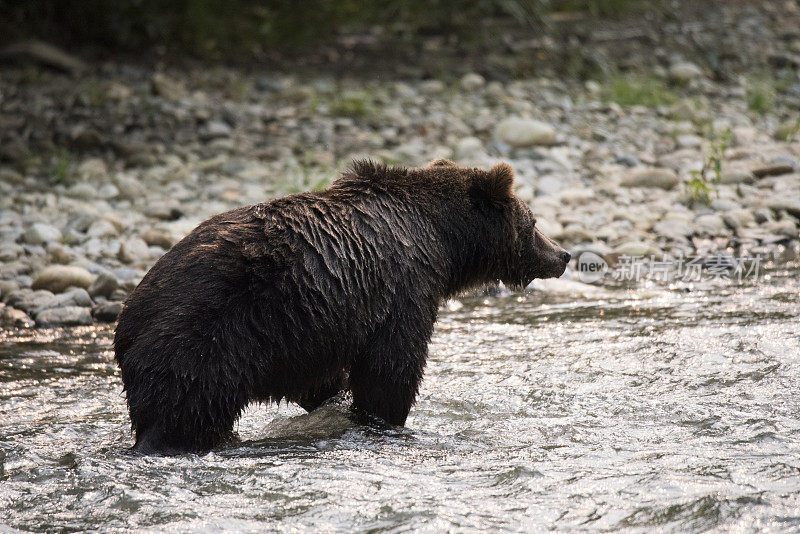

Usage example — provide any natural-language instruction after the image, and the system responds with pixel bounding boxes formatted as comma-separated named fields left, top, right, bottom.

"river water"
left=1, top=268, right=799, bottom=532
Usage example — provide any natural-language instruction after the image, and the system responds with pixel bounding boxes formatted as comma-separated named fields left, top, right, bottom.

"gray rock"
left=92, top=301, right=123, bottom=323
left=114, top=173, right=147, bottom=200
left=1, top=306, right=34, bottom=328
left=103, top=81, right=133, bottom=101
left=571, top=242, right=613, bottom=258
left=0, top=243, right=24, bottom=261
left=612, top=241, right=654, bottom=257
left=151, top=72, right=186, bottom=100
left=76, top=158, right=107, bottom=181
left=418, top=80, right=446, bottom=95
left=614, top=154, right=640, bottom=167
left=70, top=124, right=106, bottom=149
left=754, top=208, right=773, bottom=224
left=535, top=217, right=563, bottom=238
left=454, top=137, right=486, bottom=163
left=23, top=223, right=62, bottom=245
left=86, top=219, right=118, bottom=238
left=35, top=306, right=93, bottom=326
left=140, top=229, right=174, bottom=249
left=669, top=61, right=703, bottom=82
left=32, top=265, right=95, bottom=293
left=66, top=288, right=93, bottom=307
left=0, top=280, right=20, bottom=300
left=620, top=168, right=679, bottom=190
left=694, top=213, right=727, bottom=235
left=66, top=212, right=97, bottom=233
left=752, top=163, right=794, bottom=178
left=32, top=288, right=93, bottom=314
left=47, top=243, right=75, bottom=265
left=536, top=175, right=569, bottom=197
left=668, top=100, right=700, bottom=121
left=676, top=134, right=703, bottom=149
left=97, top=183, right=120, bottom=199
left=769, top=155, right=799, bottom=169
left=6, top=289, right=56, bottom=313
left=460, top=73, right=485, bottom=91
left=768, top=219, right=798, bottom=238
left=719, top=168, right=756, bottom=184
left=144, top=203, right=184, bottom=221
left=87, top=272, right=120, bottom=299
left=653, top=219, right=691, bottom=240
left=202, top=120, right=233, bottom=140
left=0, top=261, right=31, bottom=278
left=495, top=118, right=557, bottom=147
left=68, top=182, right=98, bottom=199
left=558, top=223, right=594, bottom=243
left=710, top=198, right=740, bottom=212
left=112, top=267, right=145, bottom=290
left=118, top=236, right=150, bottom=264
left=110, top=288, right=130, bottom=301
left=768, top=199, right=800, bottom=219
left=723, top=209, right=756, bottom=229
left=0, top=168, right=25, bottom=185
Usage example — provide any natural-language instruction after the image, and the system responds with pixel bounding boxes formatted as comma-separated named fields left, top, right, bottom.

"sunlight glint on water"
left=1, top=271, right=799, bottom=532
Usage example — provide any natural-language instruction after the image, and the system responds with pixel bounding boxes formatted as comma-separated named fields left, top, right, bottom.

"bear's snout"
left=532, top=227, right=570, bottom=280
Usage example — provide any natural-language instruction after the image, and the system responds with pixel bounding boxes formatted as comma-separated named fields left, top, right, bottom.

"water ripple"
left=1, top=270, right=799, bottom=531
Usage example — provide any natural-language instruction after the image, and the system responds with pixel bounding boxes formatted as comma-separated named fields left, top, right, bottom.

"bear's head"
left=428, top=158, right=571, bottom=290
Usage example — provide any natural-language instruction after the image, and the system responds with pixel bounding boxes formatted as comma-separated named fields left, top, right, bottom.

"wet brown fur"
left=114, top=159, right=569, bottom=453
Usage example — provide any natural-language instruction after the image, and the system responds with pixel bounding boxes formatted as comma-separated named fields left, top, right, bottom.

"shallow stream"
left=1, top=269, right=799, bottom=532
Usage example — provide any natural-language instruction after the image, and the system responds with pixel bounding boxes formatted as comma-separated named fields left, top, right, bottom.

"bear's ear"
left=428, top=158, right=457, bottom=168
left=469, top=163, right=514, bottom=207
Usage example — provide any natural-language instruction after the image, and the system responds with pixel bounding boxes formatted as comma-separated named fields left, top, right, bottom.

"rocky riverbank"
left=1, top=58, right=799, bottom=327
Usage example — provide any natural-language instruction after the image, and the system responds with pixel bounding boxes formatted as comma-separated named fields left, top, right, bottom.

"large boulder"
left=32, top=265, right=96, bottom=293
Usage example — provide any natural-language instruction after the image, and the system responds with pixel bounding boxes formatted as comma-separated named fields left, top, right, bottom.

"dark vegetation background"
left=3, top=0, right=786, bottom=83
left=2, top=0, right=639, bottom=55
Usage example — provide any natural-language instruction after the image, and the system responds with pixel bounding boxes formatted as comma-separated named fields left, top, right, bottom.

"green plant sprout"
left=685, top=128, right=732, bottom=206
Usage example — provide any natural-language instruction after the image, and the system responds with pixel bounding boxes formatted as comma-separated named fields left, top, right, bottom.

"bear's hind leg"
left=125, top=362, right=250, bottom=454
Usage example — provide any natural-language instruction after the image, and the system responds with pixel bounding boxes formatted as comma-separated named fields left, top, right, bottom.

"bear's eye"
left=532, top=217, right=537, bottom=227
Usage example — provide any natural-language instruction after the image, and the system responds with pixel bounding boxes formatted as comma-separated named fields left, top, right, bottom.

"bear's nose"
left=562, top=251, right=571, bottom=264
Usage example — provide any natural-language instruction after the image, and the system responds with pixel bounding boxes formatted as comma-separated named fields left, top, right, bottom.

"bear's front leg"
left=349, top=313, right=433, bottom=426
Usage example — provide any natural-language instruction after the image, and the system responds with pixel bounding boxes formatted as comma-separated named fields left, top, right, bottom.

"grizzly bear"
left=114, top=159, right=570, bottom=454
